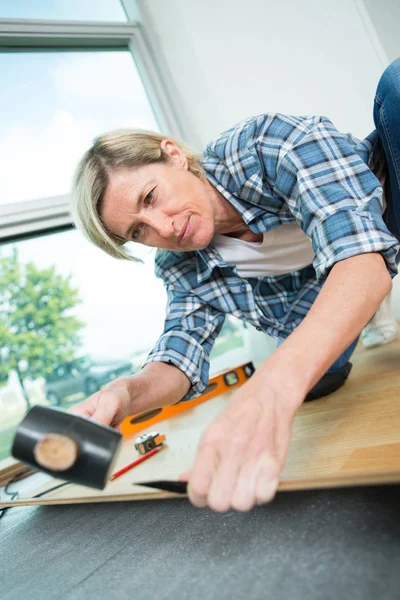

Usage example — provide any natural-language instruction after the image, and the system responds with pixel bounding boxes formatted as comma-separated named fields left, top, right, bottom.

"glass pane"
left=0, top=231, right=247, bottom=460
left=0, top=0, right=127, bottom=21
left=0, top=50, right=158, bottom=205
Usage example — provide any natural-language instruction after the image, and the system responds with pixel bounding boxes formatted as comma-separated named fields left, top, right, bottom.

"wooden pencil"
left=110, top=446, right=161, bottom=481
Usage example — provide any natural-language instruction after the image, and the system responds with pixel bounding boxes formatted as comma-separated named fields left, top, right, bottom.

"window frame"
left=0, top=14, right=184, bottom=240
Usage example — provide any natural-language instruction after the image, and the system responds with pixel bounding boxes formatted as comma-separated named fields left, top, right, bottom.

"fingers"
left=230, top=460, right=260, bottom=512
left=69, top=395, right=97, bottom=418
left=231, top=453, right=279, bottom=510
left=187, top=426, right=280, bottom=512
left=206, top=433, right=246, bottom=511
left=178, top=470, right=191, bottom=482
left=188, top=442, right=218, bottom=508
left=90, top=392, right=121, bottom=427
left=189, top=449, right=279, bottom=512
left=207, top=458, right=240, bottom=512
left=69, top=403, right=92, bottom=417
left=69, top=390, right=123, bottom=428
left=187, top=408, right=286, bottom=512
left=254, top=455, right=280, bottom=505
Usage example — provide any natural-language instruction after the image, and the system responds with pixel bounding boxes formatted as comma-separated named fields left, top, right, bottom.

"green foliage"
left=0, top=247, right=84, bottom=383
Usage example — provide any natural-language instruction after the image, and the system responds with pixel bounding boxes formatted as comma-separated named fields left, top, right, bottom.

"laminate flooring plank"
left=4, top=339, right=400, bottom=510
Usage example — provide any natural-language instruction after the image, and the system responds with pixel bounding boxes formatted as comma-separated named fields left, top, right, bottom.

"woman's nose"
left=150, top=214, right=175, bottom=239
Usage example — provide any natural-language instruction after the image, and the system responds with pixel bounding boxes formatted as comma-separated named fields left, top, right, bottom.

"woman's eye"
left=132, top=226, right=142, bottom=240
left=144, top=189, right=155, bottom=206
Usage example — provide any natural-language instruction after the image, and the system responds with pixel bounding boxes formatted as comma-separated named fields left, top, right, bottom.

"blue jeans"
left=372, top=57, right=400, bottom=245
left=281, top=58, right=400, bottom=374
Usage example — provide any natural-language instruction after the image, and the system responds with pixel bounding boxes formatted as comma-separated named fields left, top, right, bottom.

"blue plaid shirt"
left=144, top=113, right=399, bottom=400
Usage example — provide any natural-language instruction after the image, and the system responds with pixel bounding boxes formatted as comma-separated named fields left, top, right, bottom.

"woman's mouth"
left=178, top=217, right=191, bottom=244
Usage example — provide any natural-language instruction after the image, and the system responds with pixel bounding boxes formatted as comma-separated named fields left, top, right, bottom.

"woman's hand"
left=70, top=379, right=133, bottom=429
left=182, top=254, right=391, bottom=512
left=70, top=363, right=191, bottom=429
left=181, top=373, right=303, bottom=512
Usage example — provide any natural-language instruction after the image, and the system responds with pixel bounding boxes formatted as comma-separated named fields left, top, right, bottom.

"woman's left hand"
left=180, top=374, right=303, bottom=512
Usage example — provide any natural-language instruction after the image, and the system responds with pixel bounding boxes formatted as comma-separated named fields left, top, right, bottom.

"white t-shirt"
left=212, top=222, right=315, bottom=278
left=213, top=180, right=387, bottom=279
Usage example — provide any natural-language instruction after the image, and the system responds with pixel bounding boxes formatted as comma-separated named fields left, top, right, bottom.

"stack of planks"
left=0, top=457, right=35, bottom=488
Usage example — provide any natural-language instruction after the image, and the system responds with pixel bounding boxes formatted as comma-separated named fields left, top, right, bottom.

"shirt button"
left=240, top=284, right=247, bottom=292
left=256, top=327, right=262, bottom=331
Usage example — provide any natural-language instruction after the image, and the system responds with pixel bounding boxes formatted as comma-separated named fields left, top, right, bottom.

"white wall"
left=136, top=0, right=400, bottom=333
left=137, top=0, right=388, bottom=148
left=363, top=0, right=400, bottom=63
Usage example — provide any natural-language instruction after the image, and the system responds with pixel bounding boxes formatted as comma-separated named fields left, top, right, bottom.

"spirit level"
left=120, top=361, right=255, bottom=438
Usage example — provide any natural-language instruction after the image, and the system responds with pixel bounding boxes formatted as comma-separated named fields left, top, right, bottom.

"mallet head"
left=12, top=405, right=122, bottom=490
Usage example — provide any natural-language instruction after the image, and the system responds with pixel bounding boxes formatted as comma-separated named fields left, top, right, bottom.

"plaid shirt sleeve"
left=269, top=116, right=399, bottom=280
left=144, top=283, right=226, bottom=401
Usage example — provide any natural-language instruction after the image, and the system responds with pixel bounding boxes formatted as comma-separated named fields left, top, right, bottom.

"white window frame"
left=0, top=13, right=183, bottom=241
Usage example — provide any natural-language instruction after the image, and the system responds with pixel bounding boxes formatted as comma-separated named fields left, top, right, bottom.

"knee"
left=376, top=57, right=400, bottom=103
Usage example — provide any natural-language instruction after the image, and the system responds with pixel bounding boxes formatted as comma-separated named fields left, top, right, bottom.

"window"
left=0, top=6, right=248, bottom=464
left=0, top=8, right=179, bottom=462
left=0, top=230, right=245, bottom=461
left=0, top=13, right=184, bottom=239
left=0, top=50, right=159, bottom=205
left=0, top=0, right=127, bottom=22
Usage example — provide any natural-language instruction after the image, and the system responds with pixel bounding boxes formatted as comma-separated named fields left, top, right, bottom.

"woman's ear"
left=160, top=139, right=188, bottom=169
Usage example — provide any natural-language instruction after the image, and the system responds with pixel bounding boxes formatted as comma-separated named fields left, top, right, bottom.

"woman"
left=71, top=58, right=400, bottom=512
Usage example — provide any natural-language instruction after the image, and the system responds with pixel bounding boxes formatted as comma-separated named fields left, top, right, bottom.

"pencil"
left=110, top=446, right=161, bottom=481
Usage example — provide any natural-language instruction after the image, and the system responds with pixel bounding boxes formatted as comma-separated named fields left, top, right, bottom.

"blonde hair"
left=71, top=129, right=204, bottom=261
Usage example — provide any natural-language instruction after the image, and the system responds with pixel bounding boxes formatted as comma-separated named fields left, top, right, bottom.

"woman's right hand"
left=70, top=363, right=190, bottom=430
left=70, top=380, right=133, bottom=429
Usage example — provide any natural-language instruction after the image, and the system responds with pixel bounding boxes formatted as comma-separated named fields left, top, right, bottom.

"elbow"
left=382, top=268, right=393, bottom=299
left=377, top=256, right=393, bottom=301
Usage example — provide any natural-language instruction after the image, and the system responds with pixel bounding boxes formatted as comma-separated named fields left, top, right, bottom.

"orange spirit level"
left=120, top=361, right=255, bottom=438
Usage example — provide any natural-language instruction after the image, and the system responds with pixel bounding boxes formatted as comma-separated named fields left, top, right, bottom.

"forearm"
left=255, top=252, right=392, bottom=407
left=107, top=361, right=191, bottom=415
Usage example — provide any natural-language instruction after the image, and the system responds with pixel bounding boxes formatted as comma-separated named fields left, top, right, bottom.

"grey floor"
left=1, top=485, right=399, bottom=600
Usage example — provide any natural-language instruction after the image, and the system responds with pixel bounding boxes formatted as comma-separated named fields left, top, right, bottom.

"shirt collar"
left=203, top=171, right=266, bottom=227
left=195, top=244, right=227, bottom=283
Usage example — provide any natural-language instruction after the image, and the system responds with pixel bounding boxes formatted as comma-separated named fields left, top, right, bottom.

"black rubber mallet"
left=11, top=405, right=122, bottom=490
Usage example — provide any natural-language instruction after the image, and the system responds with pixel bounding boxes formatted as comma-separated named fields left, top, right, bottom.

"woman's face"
left=101, top=141, right=217, bottom=252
